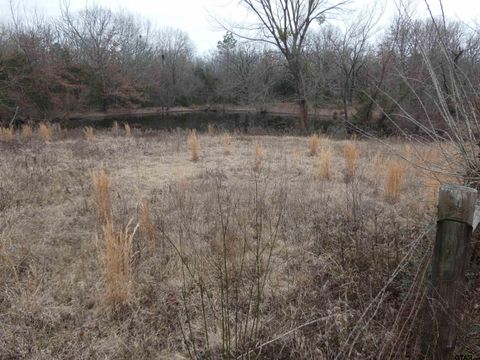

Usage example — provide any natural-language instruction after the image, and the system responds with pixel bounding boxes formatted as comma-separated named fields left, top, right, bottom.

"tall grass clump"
left=223, top=132, right=231, bottom=155
left=187, top=129, right=200, bottom=161
left=208, top=123, right=215, bottom=136
left=344, top=141, right=360, bottom=179
left=112, top=121, right=119, bottom=136
left=384, top=161, right=405, bottom=202
left=292, top=148, right=302, bottom=172
left=1, top=127, right=14, bottom=143
left=124, top=123, right=132, bottom=137
left=139, top=197, right=156, bottom=251
left=254, top=142, right=263, bottom=172
left=51, top=123, right=62, bottom=138
left=21, top=125, right=32, bottom=141
left=99, top=220, right=138, bottom=308
left=84, top=127, right=94, bottom=142
left=316, top=148, right=332, bottom=180
left=38, top=122, right=52, bottom=142
left=308, top=134, right=320, bottom=156
left=91, top=169, right=112, bottom=224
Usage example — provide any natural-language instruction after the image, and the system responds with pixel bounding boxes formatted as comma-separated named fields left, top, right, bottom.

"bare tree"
left=221, top=0, right=350, bottom=130
left=326, top=5, right=379, bottom=124
left=154, top=28, right=195, bottom=107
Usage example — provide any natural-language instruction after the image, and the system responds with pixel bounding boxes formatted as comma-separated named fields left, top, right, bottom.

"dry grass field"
left=0, top=124, right=478, bottom=359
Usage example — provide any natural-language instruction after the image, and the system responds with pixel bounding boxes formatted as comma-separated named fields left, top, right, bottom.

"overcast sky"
left=1, top=0, right=479, bottom=54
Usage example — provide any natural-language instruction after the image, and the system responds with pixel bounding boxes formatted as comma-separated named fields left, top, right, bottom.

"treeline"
left=1, top=4, right=480, bottom=133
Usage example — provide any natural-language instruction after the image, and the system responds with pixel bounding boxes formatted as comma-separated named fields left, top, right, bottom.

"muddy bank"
left=63, top=108, right=344, bottom=134
left=64, top=103, right=349, bottom=122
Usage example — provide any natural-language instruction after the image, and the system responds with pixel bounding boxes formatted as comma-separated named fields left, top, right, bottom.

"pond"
left=65, top=111, right=338, bottom=134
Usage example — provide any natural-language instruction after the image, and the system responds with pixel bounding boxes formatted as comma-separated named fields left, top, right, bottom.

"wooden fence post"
left=421, top=184, right=477, bottom=359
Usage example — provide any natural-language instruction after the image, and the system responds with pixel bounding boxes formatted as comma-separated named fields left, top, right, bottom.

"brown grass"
left=84, top=127, right=94, bottom=142
left=99, top=220, right=137, bottom=308
left=308, top=134, right=320, bottom=156
left=38, top=122, right=52, bottom=142
left=139, top=197, right=156, bottom=250
left=292, top=148, right=302, bottom=172
left=112, top=121, right=119, bottom=136
left=384, top=161, right=406, bottom=202
left=1, top=127, right=14, bottom=143
left=91, top=169, right=112, bottom=224
left=124, top=123, right=132, bottom=137
left=254, top=142, right=264, bottom=172
left=316, top=148, right=332, bottom=180
left=21, top=125, right=33, bottom=141
left=344, top=141, right=360, bottom=178
left=223, top=132, right=232, bottom=155
left=187, top=129, right=200, bottom=161
left=1, top=129, right=468, bottom=358
left=208, top=123, right=215, bottom=136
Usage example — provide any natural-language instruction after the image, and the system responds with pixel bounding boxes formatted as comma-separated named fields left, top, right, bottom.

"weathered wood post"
left=422, top=184, right=477, bottom=359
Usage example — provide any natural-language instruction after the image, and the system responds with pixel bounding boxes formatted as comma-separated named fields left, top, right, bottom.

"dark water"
left=66, top=111, right=337, bottom=133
